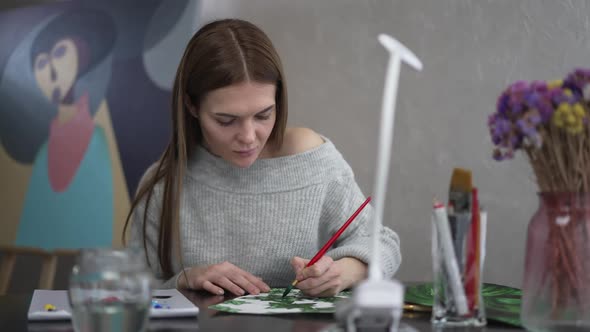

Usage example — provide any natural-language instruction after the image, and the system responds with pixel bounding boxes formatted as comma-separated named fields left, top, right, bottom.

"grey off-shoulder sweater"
left=129, top=137, right=402, bottom=288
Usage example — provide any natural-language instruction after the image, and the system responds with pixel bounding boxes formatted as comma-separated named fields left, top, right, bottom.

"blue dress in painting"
left=15, top=95, right=113, bottom=250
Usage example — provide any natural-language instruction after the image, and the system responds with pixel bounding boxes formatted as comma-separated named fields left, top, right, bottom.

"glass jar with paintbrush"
left=431, top=168, right=487, bottom=327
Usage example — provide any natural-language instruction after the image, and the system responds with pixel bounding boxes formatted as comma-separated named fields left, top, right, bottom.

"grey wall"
left=200, top=0, right=590, bottom=288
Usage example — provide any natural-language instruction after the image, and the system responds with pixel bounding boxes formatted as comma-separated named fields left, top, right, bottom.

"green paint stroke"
left=211, top=305, right=241, bottom=313
left=222, top=299, right=248, bottom=306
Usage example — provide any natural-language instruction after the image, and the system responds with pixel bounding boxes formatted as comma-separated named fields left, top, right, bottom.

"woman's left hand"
left=290, top=256, right=366, bottom=297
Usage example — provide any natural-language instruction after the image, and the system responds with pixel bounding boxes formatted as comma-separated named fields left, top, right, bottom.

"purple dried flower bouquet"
left=488, top=68, right=590, bottom=192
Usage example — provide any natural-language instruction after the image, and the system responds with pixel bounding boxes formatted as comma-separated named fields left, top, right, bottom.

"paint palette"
left=27, top=289, right=199, bottom=320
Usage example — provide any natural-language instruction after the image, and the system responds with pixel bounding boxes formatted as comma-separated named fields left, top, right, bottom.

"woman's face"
left=196, top=81, right=276, bottom=168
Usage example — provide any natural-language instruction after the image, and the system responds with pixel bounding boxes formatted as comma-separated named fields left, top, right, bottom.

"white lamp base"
left=335, top=279, right=405, bottom=332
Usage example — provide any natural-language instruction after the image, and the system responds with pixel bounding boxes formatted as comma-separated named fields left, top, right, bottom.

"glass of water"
left=68, top=248, right=153, bottom=332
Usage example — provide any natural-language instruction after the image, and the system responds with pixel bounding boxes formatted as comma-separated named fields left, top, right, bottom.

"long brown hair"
left=122, top=19, right=288, bottom=279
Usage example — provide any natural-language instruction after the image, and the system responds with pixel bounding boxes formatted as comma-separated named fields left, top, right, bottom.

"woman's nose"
left=237, top=121, right=256, bottom=144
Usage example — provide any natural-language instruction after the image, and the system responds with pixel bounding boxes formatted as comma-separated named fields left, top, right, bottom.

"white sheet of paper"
left=210, top=288, right=351, bottom=314
left=27, top=289, right=199, bottom=321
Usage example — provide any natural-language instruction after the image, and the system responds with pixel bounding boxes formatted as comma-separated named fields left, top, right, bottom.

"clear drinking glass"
left=68, top=248, right=153, bottom=332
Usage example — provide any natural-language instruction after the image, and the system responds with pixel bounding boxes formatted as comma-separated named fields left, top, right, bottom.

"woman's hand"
left=178, top=261, right=270, bottom=296
left=290, top=256, right=367, bottom=297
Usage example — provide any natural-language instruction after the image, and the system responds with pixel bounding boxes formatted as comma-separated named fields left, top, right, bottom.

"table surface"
left=0, top=289, right=525, bottom=331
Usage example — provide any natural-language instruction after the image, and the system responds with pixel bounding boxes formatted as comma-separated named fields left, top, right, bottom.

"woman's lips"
left=235, top=148, right=257, bottom=157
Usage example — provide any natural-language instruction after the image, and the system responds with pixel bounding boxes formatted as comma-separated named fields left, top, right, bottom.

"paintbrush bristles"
left=282, top=280, right=298, bottom=297
left=450, top=168, right=473, bottom=193
left=449, top=168, right=473, bottom=212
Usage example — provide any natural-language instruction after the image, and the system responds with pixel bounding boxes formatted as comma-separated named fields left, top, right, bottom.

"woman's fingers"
left=297, top=263, right=337, bottom=290
left=309, top=278, right=344, bottom=297
left=213, top=276, right=247, bottom=296
left=244, top=274, right=271, bottom=293
left=297, top=258, right=345, bottom=297
left=290, top=256, right=309, bottom=279
left=190, top=262, right=269, bottom=296
left=233, top=275, right=261, bottom=295
left=201, top=280, right=225, bottom=295
left=300, top=256, right=333, bottom=279
left=299, top=275, right=343, bottom=297
left=226, top=265, right=270, bottom=294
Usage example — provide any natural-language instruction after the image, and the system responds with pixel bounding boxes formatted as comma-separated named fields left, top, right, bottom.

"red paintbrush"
left=465, top=187, right=480, bottom=311
left=282, top=196, right=372, bottom=297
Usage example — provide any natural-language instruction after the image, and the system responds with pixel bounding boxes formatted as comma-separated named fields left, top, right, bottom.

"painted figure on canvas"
left=0, top=9, right=123, bottom=249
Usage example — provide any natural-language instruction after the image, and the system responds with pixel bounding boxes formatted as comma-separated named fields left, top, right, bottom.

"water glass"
left=68, top=248, right=153, bottom=332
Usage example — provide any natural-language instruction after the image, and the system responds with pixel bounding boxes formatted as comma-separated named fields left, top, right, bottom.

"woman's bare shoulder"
left=278, top=127, right=325, bottom=156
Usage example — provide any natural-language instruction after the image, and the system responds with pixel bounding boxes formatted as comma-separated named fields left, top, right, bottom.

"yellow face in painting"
left=33, top=38, right=78, bottom=105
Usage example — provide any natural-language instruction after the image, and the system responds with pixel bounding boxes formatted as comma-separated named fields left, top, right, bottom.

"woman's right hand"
left=178, top=261, right=270, bottom=296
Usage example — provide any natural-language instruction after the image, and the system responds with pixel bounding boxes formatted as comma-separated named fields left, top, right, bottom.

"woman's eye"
left=256, top=115, right=270, bottom=121
left=217, top=119, right=234, bottom=126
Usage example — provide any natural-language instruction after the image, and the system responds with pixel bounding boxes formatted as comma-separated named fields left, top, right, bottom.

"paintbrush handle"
left=465, top=188, right=480, bottom=311
left=432, top=204, right=469, bottom=315
left=306, top=196, right=372, bottom=267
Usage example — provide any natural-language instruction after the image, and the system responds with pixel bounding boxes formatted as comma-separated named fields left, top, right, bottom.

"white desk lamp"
left=335, top=34, right=423, bottom=332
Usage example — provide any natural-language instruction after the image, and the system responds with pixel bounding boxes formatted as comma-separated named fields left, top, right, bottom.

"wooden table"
left=0, top=289, right=524, bottom=331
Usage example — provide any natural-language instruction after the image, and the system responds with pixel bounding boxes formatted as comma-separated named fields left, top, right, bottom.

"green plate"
left=404, top=283, right=522, bottom=327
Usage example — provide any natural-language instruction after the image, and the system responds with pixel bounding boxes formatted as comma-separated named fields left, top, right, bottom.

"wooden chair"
left=0, top=245, right=78, bottom=295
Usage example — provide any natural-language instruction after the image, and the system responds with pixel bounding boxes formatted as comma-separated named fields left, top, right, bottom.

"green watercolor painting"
left=209, top=288, right=351, bottom=314
left=404, top=283, right=522, bottom=327
left=209, top=283, right=522, bottom=325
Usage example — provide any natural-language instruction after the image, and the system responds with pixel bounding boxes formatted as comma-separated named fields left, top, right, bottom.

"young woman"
left=124, top=18, right=401, bottom=298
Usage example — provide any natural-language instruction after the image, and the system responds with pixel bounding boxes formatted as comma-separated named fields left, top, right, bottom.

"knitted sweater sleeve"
left=321, top=175, right=402, bottom=279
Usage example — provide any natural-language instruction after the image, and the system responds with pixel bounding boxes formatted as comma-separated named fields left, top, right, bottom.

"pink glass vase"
left=521, top=192, right=590, bottom=332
